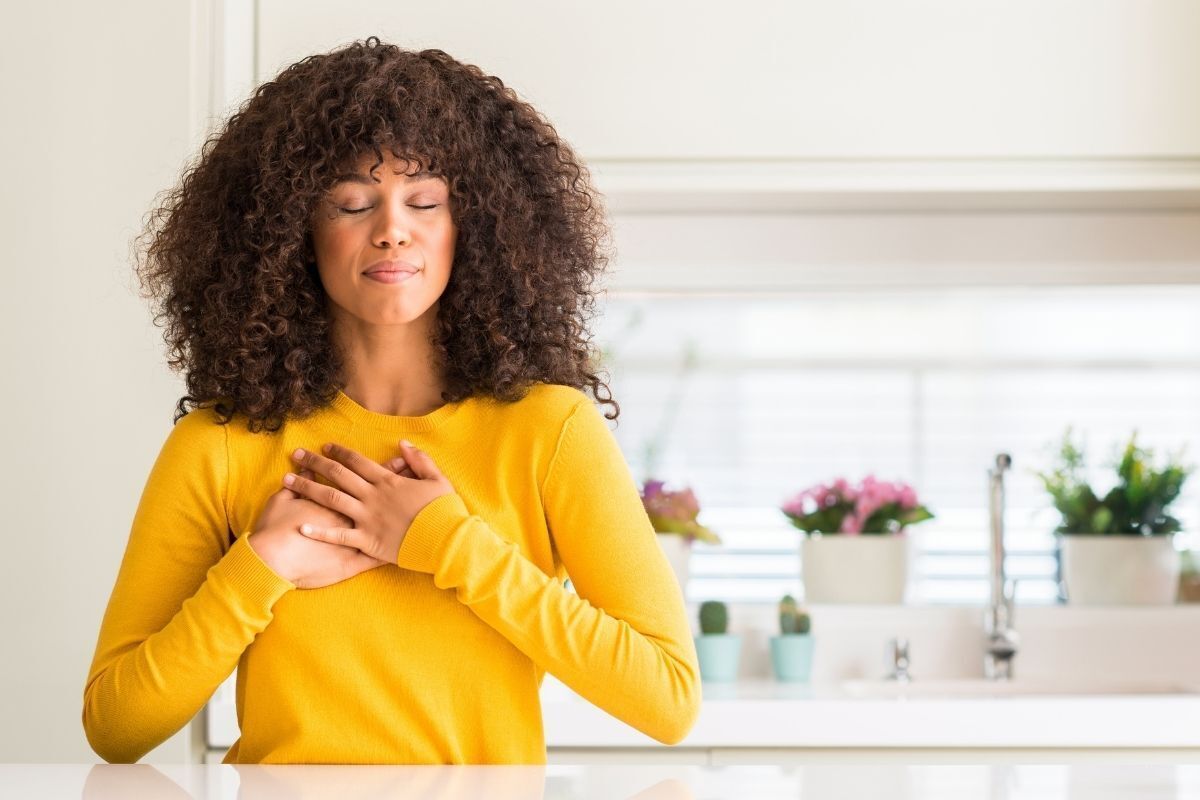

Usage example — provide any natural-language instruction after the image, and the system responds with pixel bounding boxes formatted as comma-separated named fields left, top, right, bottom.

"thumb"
left=399, top=439, right=440, bottom=480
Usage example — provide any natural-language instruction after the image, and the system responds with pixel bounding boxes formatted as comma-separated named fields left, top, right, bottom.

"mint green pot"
left=770, top=634, right=814, bottom=682
left=694, top=633, right=742, bottom=682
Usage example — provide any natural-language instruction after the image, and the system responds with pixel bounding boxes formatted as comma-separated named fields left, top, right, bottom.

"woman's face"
left=309, top=151, right=456, bottom=329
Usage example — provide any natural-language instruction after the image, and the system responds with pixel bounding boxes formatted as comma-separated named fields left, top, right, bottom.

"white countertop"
left=12, top=763, right=1200, bottom=799
left=541, top=677, right=1200, bottom=749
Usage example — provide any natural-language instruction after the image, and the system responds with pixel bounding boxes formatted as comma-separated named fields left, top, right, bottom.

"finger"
left=287, top=468, right=316, bottom=500
left=301, top=467, right=354, bottom=528
left=298, top=523, right=365, bottom=552
left=290, top=445, right=374, bottom=499
left=318, top=442, right=396, bottom=487
left=384, top=457, right=416, bottom=479
left=398, top=439, right=441, bottom=480
left=284, top=472, right=367, bottom=520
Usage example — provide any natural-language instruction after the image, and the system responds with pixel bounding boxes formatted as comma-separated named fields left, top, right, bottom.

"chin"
left=373, top=306, right=435, bottom=326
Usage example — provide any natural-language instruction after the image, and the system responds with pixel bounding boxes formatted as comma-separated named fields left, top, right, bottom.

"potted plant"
left=640, top=478, right=721, bottom=594
left=1035, top=429, right=1191, bottom=605
left=781, top=475, right=934, bottom=604
left=694, top=600, right=741, bottom=682
left=1179, top=549, right=1200, bottom=603
left=769, top=594, right=814, bottom=682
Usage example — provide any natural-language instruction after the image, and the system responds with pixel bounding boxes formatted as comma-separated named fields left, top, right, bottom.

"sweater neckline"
left=329, top=388, right=467, bottom=433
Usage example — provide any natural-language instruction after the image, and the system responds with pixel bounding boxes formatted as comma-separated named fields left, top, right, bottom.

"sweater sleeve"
left=395, top=397, right=701, bottom=745
left=82, top=409, right=295, bottom=763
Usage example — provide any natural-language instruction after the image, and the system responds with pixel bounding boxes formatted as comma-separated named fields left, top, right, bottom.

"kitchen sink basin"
left=836, top=678, right=1200, bottom=698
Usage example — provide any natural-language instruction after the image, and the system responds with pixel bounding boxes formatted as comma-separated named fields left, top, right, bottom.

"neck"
left=332, top=311, right=447, bottom=417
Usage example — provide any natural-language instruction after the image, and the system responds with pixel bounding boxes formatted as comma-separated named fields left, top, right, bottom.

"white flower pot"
left=1059, top=533, right=1180, bottom=605
left=656, top=534, right=691, bottom=593
left=801, top=533, right=912, bottom=604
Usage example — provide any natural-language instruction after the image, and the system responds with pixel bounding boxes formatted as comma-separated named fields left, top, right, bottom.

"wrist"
left=247, top=530, right=290, bottom=583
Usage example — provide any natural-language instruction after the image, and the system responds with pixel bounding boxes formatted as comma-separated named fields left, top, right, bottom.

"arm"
left=396, top=397, right=701, bottom=745
left=82, top=409, right=294, bottom=763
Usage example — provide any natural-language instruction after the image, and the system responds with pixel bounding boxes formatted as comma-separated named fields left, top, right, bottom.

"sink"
left=836, top=678, right=1199, bottom=699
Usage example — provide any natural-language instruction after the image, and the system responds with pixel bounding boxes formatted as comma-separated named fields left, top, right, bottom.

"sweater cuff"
left=396, top=492, right=472, bottom=573
left=208, top=532, right=296, bottom=608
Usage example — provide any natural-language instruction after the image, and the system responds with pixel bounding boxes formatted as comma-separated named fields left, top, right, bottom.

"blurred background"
left=5, top=0, right=1200, bottom=764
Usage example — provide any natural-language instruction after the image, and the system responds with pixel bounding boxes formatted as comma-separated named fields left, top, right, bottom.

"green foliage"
left=778, top=594, right=811, bottom=635
left=1034, top=428, right=1191, bottom=535
left=699, top=600, right=728, bottom=635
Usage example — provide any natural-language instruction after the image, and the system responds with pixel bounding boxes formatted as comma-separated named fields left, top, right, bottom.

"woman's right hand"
left=248, top=458, right=415, bottom=590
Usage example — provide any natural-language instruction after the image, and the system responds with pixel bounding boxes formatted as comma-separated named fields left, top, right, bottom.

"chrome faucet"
left=887, top=637, right=911, bottom=682
left=984, top=453, right=1019, bottom=680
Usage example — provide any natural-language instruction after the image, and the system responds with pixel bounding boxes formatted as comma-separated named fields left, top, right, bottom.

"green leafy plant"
left=1034, top=428, right=1191, bottom=535
left=699, top=600, right=728, bottom=635
left=778, top=594, right=811, bottom=635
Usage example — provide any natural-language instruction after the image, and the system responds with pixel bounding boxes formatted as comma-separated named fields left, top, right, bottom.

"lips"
left=364, top=270, right=418, bottom=284
left=364, top=258, right=420, bottom=276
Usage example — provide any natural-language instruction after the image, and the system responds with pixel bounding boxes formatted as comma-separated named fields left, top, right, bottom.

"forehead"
left=332, top=169, right=444, bottom=187
left=332, top=151, right=445, bottom=186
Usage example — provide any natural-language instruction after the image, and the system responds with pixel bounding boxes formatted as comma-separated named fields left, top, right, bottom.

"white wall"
left=0, top=0, right=199, bottom=763
left=6, top=0, right=1200, bottom=766
left=258, top=0, right=1200, bottom=159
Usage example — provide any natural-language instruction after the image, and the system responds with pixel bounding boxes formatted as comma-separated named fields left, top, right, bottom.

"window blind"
left=596, top=286, right=1200, bottom=605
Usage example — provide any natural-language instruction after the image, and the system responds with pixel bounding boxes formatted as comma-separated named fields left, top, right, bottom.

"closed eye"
left=338, top=204, right=440, bottom=214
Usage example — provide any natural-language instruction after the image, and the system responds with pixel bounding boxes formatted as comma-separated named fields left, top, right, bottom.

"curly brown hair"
left=133, top=36, right=619, bottom=433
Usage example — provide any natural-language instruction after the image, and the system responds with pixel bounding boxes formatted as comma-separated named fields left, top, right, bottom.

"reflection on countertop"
left=8, top=762, right=1200, bottom=799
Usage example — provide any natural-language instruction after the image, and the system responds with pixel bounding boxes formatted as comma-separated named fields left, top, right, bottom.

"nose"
left=372, top=198, right=413, bottom=248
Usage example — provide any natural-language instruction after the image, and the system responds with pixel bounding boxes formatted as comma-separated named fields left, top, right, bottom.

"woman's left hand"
left=284, top=439, right=454, bottom=565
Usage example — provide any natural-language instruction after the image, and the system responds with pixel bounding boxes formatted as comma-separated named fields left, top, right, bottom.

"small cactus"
left=779, top=594, right=811, bottom=635
left=699, top=600, right=728, bottom=635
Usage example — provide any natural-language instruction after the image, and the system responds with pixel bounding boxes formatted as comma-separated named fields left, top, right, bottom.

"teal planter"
left=694, top=634, right=742, bottom=682
left=770, top=634, right=814, bottom=682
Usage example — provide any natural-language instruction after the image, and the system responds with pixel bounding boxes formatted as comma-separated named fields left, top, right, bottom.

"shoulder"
left=478, top=383, right=605, bottom=453
left=162, top=404, right=255, bottom=465
left=489, top=382, right=593, bottom=425
left=166, top=405, right=231, bottom=448
left=516, top=383, right=617, bottom=448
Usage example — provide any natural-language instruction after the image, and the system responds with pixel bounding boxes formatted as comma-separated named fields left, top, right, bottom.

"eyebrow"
left=332, top=170, right=444, bottom=186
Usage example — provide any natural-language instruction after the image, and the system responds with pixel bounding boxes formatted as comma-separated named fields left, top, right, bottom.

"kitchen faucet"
left=984, top=453, right=1019, bottom=680
left=887, top=637, right=911, bottom=682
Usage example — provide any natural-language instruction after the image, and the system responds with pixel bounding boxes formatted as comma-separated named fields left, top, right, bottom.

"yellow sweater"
left=82, top=383, right=701, bottom=763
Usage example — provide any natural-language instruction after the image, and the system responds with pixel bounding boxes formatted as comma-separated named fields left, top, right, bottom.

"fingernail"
left=284, top=473, right=295, bottom=485
left=401, top=439, right=414, bottom=448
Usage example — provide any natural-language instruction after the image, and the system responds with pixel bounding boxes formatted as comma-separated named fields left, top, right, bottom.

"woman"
left=83, top=37, right=700, bottom=764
